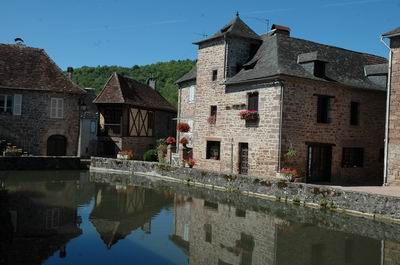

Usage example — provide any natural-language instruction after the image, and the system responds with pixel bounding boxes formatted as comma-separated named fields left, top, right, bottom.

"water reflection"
left=1, top=171, right=400, bottom=265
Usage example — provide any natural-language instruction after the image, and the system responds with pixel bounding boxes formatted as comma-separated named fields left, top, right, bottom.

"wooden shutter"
left=13, top=94, right=22, bottom=115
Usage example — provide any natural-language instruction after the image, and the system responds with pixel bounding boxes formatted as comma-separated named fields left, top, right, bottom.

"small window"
left=0, top=95, right=13, bottom=114
left=342, top=148, right=364, bottom=168
left=189, top=85, right=195, bottom=103
left=90, top=121, right=97, bottom=134
left=50, top=98, right=64, bottom=119
left=314, top=61, right=326, bottom=78
left=212, top=70, right=218, bottom=81
left=317, top=95, right=331, bottom=123
left=204, top=224, right=212, bottom=243
left=350, top=101, right=359, bottom=125
left=248, top=92, right=259, bottom=111
left=210, top=105, right=217, bottom=124
left=206, top=141, right=220, bottom=160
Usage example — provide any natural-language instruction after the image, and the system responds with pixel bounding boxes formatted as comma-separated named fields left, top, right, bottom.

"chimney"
left=67, top=67, right=74, bottom=79
left=14, top=38, right=25, bottom=46
left=271, top=24, right=291, bottom=36
left=147, top=78, right=156, bottom=90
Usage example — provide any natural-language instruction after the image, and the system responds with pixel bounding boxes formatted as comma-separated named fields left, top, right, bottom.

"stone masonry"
left=0, top=88, right=81, bottom=156
left=387, top=36, right=400, bottom=184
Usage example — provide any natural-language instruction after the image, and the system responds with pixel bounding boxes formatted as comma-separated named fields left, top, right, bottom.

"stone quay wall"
left=90, top=157, right=400, bottom=221
left=0, top=156, right=82, bottom=170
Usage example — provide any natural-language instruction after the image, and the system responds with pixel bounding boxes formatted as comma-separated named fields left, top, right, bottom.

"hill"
left=71, top=59, right=195, bottom=106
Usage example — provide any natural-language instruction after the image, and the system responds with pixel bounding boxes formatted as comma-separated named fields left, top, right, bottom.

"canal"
left=0, top=170, right=399, bottom=265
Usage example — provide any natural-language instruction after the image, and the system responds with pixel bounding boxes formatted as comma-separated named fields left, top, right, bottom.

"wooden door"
left=239, top=143, right=249, bottom=175
left=47, top=135, right=67, bottom=156
left=307, top=144, right=332, bottom=183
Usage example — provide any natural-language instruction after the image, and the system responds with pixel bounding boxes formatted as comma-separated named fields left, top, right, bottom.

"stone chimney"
left=67, top=67, right=74, bottom=79
left=271, top=24, right=291, bottom=36
left=383, top=27, right=400, bottom=185
left=147, top=78, right=156, bottom=90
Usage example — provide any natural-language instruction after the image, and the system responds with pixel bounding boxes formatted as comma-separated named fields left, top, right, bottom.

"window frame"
left=247, top=92, right=259, bottom=111
left=50, top=98, right=64, bottom=119
left=0, top=94, right=13, bottom=114
left=206, top=140, right=221, bottom=160
left=316, top=95, right=332, bottom=124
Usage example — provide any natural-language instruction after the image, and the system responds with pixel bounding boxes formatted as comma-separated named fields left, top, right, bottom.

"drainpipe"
left=277, top=80, right=285, bottom=172
left=176, top=85, right=182, bottom=160
left=381, top=36, right=392, bottom=186
left=230, top=138, right=234, bottom=174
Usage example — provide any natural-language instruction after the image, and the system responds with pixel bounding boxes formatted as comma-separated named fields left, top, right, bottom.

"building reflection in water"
left=90, top=183, right=174, bottom=249
left=171, top=195, right=400, bottom=265
left=0, top=171, right=93, bottom=265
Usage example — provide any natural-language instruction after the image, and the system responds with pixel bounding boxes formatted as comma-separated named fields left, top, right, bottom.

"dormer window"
left=314, top=61, right=326, bottom=78
left=298, top=52, right=328, bottom=79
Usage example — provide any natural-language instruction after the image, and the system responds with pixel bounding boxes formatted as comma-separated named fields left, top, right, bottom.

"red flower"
left=239, top=110, right=259, bottom=120
left=177, top=122, right=190, bottom=132
left=180, top=137, right=189, bottom=145
left=186, top=158, right=196, bottom=167
left=166, top=136, right=176, bottom=145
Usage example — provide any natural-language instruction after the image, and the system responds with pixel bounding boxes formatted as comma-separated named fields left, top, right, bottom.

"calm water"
left=0, top=170, right=399, bottom=265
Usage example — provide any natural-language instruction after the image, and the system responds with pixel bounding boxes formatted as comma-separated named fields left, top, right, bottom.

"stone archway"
left=47, top=135, right=67, bottom=156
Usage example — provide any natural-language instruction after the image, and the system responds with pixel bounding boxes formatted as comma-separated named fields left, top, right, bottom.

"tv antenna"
left=243, top=17, right=270, bottom=32
left=193, top=32, right=208, bottom=39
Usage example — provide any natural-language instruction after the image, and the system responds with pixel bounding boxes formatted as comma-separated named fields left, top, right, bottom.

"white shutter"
left=50, top=98, right=57, bottom=118
left=57, top=98, right=64, bottom=118
left=189, top=85, right=195, bottom=102
left=13, top=94, right=22, bottom=115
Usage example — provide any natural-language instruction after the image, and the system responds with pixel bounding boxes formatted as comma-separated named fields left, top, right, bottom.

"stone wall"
left=281, top=77, right=386, bottom=184
left=90, top=157, right=400, bottom=221
left=387, top=37, right=400, bottom=185
left=0, top=156, right=82, bottom=170
left=0, top=88, right=80, bottom=156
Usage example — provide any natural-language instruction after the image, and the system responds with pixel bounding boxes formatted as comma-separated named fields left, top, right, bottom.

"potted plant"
left=177, top=122, right=190, bottom=132
left=280, top=167, right=299, bottom=182
left=207, top=115, right=216, bottom=125
left=117, top=149, right=134, bottom=160
left=186, top=158, right=196, bottom=168
left=179, top=137, right=189, bottom=146
left=239, top=110, right=259, bottom=120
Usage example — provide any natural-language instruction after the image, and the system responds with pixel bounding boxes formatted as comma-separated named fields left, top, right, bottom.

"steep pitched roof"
left=193, top=15, right=261, bottom=45
left=226, top=33, right=388, bottom=91
left=382, top=27, right=400, bottom=38
left=176, top=65, right=197, bottom=85
left=0, top=44, right=85, bottom=94
left=93, top=72, right=176, bottom=112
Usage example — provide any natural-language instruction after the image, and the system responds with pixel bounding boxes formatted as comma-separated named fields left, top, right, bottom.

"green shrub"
left=143, top=149, right=158, bottom=162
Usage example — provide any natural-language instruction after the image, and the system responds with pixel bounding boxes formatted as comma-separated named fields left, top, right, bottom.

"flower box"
left=239, top=110, right=259, bottom=120
left=207, top=115, right=216, bottom=125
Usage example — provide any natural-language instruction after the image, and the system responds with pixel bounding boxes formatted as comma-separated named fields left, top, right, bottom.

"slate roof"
left=0, top=44, right=85, bottom=94
left=225, top=33, right=388, bottom=91
left=93, top=72, right=176, bottom=112
left=176, top=65, right=197, bottom=84
left=382, top=27, right=400, bottom=38
left=193, top=15, right=261, bottom=45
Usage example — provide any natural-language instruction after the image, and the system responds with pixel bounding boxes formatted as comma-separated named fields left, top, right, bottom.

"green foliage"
left=143, top=149, right=158, bottom=162
left=71, top=59, right=195, bottom=107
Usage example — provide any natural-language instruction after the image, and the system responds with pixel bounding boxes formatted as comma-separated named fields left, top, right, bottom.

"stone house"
left=93, top=73, right=176, bottom=159
left=177, top=15, right=388, bottom=184
left=0, top=43, right=85, bottom=156
left=382, top=27, right=400, bottom=185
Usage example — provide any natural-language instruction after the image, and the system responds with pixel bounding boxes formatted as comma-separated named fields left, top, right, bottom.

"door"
left=47, top=135, right=67, bottom=156
left=239, top=143, right=249, bottom=175
left=307, top=144, right=332, bottom=182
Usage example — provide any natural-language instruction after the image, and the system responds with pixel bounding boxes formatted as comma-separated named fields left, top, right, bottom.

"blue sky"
left=1, top=0, right=399, bottom=69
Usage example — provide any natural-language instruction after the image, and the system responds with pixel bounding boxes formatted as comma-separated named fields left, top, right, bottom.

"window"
left=342, top=148, right=364, bottom=168
left=206, top=141, right=220, bottom=160
left=212, top=70, right=218, bottom=81
left=317, top=95, right=331, bottom=123
left=209, top=105, right=217, bottom=124
left=314, top=61, right=326, bottom=78
left=204, top=224, right=212, bottom=243
left=248, top=92, right=259, bottom=111
left=50, top=98, right=64, bottom=119
left=350, top=101, right=359, bottom=125
left=0, top=95, right=13, bottom=114
left=90, top=121, right=97, bottom=134
left=189, top=85, right=195, bottom=103
left=249, top=43, right=259, bottom=59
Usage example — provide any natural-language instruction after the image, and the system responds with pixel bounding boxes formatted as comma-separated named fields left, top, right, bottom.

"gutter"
left=381, top=36, right=393, bottom=186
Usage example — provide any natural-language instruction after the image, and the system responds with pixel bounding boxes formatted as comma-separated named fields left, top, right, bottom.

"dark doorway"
left=239, top=143, right=249, bottom=175
left=307, top=144, right=332, bottom=183
left=47, top=135, right=67, bottom=156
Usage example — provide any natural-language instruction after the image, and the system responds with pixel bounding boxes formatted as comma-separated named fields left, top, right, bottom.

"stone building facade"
left=0, top=44, right=85, bottom=156
left=177, top=15, right=387, bottom=184
left=383, top=28, right=400, bottom=185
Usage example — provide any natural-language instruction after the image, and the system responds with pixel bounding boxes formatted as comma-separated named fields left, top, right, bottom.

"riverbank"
left=90, top=157, right=400, bottom=223
left=0, top=156, right=88, bottom=170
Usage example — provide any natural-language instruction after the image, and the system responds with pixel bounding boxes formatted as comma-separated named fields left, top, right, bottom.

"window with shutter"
left=247, top=93, right=258, bottom=111
left=189, top=85, right=195, bottom=103
left=50, top=98, right=64, bottom=119
left=13, top=94, right=22, bottom=115
left=317, top=95, right=331, bottom=123
left=0, top=95, right=13, bottom=114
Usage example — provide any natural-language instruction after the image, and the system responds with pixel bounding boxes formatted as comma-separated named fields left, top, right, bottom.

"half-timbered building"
left=93, top=73, right=176, bottom=159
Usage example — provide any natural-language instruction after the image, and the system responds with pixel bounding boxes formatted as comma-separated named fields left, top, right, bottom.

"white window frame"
left=50, top=98, right=64, bottom=119
left=189, top=85, right=196, bottom=103
left=0, top=94, right=13, bottom=114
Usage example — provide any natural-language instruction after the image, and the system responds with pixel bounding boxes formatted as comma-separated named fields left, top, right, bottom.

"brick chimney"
left=383, top=27, right=400, bottom=184
left=271, top=24, right=291, bottom=36
left=67, top=67, right=74, bottom=79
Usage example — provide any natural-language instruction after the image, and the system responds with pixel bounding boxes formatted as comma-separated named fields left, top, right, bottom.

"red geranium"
left=177, top=122, right=190, bottom=132
left=166, top=136, right=176, bottom=145
left=179, top=137, right=189, bottom=145
left=239, top=110, right=259, bottom=120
